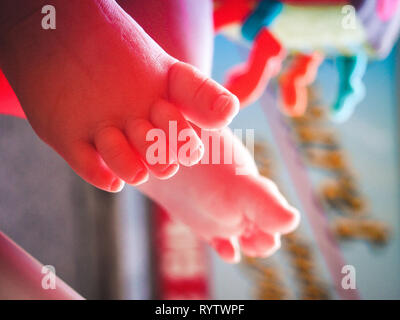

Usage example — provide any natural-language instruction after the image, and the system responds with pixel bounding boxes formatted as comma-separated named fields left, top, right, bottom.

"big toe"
left=168, top=61, right=239, bottom=129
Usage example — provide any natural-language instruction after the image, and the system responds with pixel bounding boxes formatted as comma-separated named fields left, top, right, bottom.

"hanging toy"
left=215, top=0, right=286, bottom=107
left=331, top=0, right=400, bottom=122
left=279, top=52, right=324, bottom=116
left=332, top=52, right=367, bottom=122
left=214, top=0, right=400, bottom=122
left=375, top=0, right=400, bottom=21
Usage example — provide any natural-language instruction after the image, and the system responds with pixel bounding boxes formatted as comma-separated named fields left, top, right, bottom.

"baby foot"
left=0, top=0, right=239, bottom=192
left=139, top=127, right=300, bottom=262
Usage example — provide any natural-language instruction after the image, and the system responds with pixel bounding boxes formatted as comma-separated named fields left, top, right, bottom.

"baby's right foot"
left=0, top=0, right=239, bottom=192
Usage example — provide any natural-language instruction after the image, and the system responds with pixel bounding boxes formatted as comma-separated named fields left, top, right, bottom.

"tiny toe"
left=168, top=61, right=239, bottom=129
left=125, top=118, right=179, bottom=179
left=150, top=99, right=204, bottom=166
left=64, top=141, right=124, bottom=192
left=210, top=237, right=241, bottom=264
left=94, top=126, right=148, bottom=185
left=239, top=227, right=281, bottom=258
left=243, top=176, right=300, bottom=234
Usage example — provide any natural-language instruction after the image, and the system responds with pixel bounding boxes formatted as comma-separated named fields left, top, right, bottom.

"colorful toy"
left=214, top=0, right=400, bottom=122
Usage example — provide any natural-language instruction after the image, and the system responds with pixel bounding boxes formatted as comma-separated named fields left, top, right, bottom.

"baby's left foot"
left=0, top=0, right=239, bottom=192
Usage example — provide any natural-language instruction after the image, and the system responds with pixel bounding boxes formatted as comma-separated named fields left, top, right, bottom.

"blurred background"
left=1, top=6, right=400, bottom=300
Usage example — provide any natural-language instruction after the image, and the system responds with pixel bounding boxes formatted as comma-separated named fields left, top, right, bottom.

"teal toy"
left=332, top=53, right=367, bottom=123
left=241, top=0, right=284, bottom=41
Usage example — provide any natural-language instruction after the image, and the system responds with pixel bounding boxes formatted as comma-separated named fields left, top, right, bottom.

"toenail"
left=110, top=178, right=124, bottom=192
left=160, top=163, right=179, bottom=177
left=213, top=94, right=232, bottom=113
left=129, top=169, right=148, bottom=185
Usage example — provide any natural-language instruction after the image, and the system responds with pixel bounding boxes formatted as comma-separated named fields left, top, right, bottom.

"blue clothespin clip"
left=332, top=52, right=368, bottom=123
left=241, top=0, right=283, bottom=41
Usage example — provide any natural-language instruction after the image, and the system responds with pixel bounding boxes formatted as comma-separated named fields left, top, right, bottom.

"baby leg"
left=0, top=232, right=83, bottom=299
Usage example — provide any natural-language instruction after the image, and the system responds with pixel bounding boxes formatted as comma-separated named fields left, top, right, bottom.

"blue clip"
left=241, top=0, right=283, bottom=41
left=332, top=52, right=368, bottom=123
